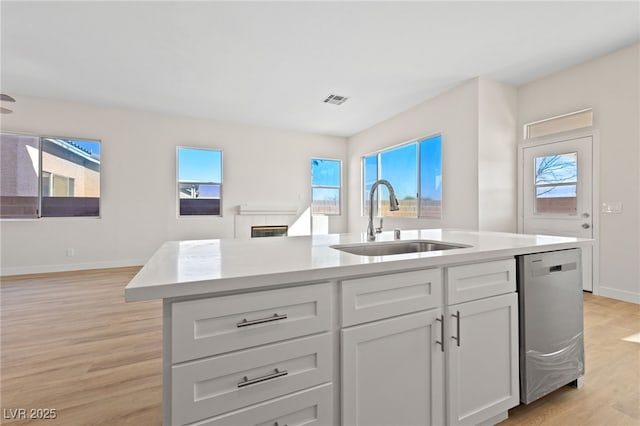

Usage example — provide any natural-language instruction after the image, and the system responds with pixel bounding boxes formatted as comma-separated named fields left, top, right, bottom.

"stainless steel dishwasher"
left=517, top=248, right=585, bottom=404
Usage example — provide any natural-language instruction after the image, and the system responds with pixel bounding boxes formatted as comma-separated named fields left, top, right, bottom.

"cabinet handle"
left=238, top=368, right=288, bottom=388
left=237, top=313, right=288, bottom=328
left=452, top=311, right=461, bottom=347
left=435, top=315, right=444, bottom=352
left=274, top=422, right=288, bottom=426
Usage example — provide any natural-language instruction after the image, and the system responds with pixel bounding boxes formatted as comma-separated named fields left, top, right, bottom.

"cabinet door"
left=342, top=310, right=444, bottom=426
left=447, top=293, right=519, bottom=426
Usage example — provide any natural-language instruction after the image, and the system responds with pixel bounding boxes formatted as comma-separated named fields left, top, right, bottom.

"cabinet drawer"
left=172, top=283, right=331, bottom=362
left=172, top=333, right=332, bottom=425
left=341, top=268, right=441, bottom=327
left=189, top=383, right=332, bottom=426
left=446, top=259, right=515, bottom=304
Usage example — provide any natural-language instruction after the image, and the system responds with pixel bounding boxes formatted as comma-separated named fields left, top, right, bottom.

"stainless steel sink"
left=330, top=240, right=470, bottom=256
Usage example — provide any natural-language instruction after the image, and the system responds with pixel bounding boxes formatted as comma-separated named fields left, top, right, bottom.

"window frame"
left=0, top=131, right=102, bottom=220
left=310, top=158, right=342, bottom=216
left=176, top=146, right=224, bottom=217
left=533, top=151, right=579, bottom=216
left=361, top=133, right=442, bottom=219
left=524, top=108, right=593, bottom=140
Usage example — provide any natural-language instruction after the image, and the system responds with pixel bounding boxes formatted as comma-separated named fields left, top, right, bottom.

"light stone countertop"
left=124, top=229, right=592, bottom=302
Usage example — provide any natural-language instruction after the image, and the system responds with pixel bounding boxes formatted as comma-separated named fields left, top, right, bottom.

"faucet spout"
left=367, top=179, right=400, bottom=241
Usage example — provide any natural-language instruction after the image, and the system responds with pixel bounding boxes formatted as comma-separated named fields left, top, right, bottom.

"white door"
left=522, top=136, right=593, bottom=291
left=341, top=310, right=444, bottom=426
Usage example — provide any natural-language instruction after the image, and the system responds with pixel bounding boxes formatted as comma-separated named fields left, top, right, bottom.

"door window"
left=533, top=152, right=577, bottom=215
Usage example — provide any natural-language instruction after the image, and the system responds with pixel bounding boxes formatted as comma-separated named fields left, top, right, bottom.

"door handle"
left=582, top=223, right=590, bottom=229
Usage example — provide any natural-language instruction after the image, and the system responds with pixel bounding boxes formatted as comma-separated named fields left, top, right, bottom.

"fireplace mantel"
left=237, top=204, right=298, bottom=216
left=234, top=204, right=301, bottom=239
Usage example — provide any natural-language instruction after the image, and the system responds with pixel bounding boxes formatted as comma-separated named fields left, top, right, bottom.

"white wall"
left=347, top=78, right=517, bottom=234
left=517, top=43, right=640, bottom=303
left=0, top=96, right=348, bottom=275
left=478, top=79, right=518, bottom=232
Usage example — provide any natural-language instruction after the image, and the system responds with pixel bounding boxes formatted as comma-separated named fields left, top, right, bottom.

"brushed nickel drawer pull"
left=237, top=313, right=288, bottom=328
left=435, top=314, right=444, bottom=352
left=237, top=368, right=288, bottom=388
left=452, top=310, right=461, bottom=347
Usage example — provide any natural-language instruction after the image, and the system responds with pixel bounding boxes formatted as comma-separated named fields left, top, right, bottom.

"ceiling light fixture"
left=323, top=94, right=348, bottom=105
left=0, top=94, right=15, bottom=114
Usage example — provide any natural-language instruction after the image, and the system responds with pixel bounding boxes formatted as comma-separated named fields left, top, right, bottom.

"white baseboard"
left=0, top=259, right=146, bottom=277
left=598, top=286, right=640, bottom=304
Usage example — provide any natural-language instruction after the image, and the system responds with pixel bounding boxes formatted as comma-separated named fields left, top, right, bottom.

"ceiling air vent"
left=323, top=94, right=349, bottom=105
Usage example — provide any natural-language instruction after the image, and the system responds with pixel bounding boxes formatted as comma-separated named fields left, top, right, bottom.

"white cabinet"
left=445, top=261, right=519, bottom=426
left=342, top=310, right=445, bottom=426
left=167, top=283, right=333, bottom=426
left=166, top=259, right=520, bottom=426
left=340, top=268, right=444, bottom=426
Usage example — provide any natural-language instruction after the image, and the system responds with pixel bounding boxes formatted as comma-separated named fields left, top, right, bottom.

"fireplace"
left=251, top=225, right=288, bottom=238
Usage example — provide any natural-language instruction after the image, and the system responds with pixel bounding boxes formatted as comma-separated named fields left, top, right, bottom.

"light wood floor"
left=1, top=268, right=639, bottom=425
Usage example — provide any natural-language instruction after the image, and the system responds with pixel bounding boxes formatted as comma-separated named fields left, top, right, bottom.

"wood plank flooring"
left=1, top=269, right=639, bottom=425
left=1, top=268, right=162, bottom=425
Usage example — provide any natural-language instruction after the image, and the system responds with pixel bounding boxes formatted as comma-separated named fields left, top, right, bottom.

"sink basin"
left=330, top=240, right=470, bottom=256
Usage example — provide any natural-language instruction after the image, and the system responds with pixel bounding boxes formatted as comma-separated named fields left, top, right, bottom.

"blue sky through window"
left=535, top=152, right=577, bottom=184
left=380, top=143, right=417, bottom=200
left=311, top=159, right=340, bottom=187
left=69, top=139, right=101, bottom=159
left=420, top=135, right=442, bottom=201
left=311, top=159, right=341, bottom=215
left=178, top=148, right=222, bottom=183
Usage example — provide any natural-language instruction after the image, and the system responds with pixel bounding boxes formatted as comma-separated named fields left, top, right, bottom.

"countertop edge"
left=124, top=238, right=591, bottom=302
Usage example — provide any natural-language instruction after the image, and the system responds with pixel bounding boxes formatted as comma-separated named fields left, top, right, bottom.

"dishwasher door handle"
left=532, top=262, right=578, bottom=276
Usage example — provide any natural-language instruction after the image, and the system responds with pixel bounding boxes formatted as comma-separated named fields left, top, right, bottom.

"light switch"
left=601, top=202, right=623, bottom=214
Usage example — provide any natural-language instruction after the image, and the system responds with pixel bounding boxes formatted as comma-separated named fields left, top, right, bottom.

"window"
left=40, top=138, right=100, bottom=217
left=0, top=133, right=101, bottom=218
left=534, top=152, right=577, bottom=215
left=177, top=147, right=222, bottom=216
left=362, top=134, right=442, bottom=219
left=380, top=143, right=417, bottom=217
left=362, top=154, right=378, bottom=217
left=42, top=172, right=75, bottom=197
left=419, top=135, right=442, bottom=218
left=311, top=159, right=341, bottom=215
left=524, top=109, right=592, bottom=139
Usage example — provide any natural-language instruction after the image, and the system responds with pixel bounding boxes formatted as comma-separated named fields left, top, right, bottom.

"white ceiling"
left=1, top=1, right=638, bottom=137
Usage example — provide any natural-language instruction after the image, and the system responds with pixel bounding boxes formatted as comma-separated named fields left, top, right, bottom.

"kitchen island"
left=125, top=229, right=591, bottom=426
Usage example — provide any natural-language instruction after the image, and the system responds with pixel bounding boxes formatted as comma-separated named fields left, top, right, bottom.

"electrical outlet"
left=66, top=248, right=75, bottom=257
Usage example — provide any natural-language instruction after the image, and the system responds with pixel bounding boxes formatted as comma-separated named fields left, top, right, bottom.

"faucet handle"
left=376, top=217, right=383, bottom=234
